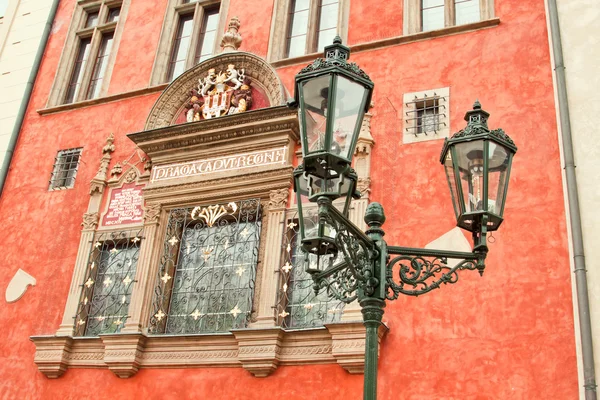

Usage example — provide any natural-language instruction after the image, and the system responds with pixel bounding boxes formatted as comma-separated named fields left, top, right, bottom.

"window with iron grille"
left=49, top=148, right=83, bottom=190
left=149, top=199, right=262, bottom=334
left=63, top=1, right=122, bottom=104
left=74, top=229, right=143, bottom=336
left=403, top=87, right=450, bottom=144
left=276, top=213, right=344, bottom=328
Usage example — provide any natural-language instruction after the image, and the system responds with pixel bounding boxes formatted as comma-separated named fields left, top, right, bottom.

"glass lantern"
left=440, top=101, right=517, bottom=232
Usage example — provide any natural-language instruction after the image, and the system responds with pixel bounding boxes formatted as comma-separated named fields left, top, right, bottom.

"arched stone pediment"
left=145, top=52, right=288, bottom=131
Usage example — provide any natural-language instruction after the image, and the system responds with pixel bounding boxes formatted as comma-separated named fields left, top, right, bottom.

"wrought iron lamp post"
left=289, top=37, right=517, bottom=400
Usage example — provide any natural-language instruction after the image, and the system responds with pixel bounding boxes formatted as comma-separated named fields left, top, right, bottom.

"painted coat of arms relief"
left=185, top=64, right=253, bottom=122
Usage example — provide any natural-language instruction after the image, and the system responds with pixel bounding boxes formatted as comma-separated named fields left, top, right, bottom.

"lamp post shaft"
left=361, top=298, right=385, bottom=400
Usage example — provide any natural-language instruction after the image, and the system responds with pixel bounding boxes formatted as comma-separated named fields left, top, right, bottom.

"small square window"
left=49, top=148, right=83, bottom=190
left=403, top=87, right=450, bottom=144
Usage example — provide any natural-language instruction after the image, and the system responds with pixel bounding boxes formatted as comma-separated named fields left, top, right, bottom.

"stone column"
left=122, top=203, right=162, bottom=333
left=56, top=214, right=98, bottom=336
left=250, top=189, right=288, bottom=328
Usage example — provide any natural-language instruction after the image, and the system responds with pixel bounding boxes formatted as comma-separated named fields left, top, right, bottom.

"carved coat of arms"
left=185, top=64, right=253, bottom=122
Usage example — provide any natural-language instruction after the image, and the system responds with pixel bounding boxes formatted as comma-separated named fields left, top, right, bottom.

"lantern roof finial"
left=473, top=99, right=482, bottom=109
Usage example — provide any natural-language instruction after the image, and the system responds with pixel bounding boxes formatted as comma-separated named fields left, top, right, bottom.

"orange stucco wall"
left=0, top=0, right=577, bottom=399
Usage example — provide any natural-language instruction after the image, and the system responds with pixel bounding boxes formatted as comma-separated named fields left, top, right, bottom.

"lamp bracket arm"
left=385, top=246, right=487, bottom=300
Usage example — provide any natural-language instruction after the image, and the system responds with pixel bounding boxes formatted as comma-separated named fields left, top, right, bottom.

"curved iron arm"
left=385, top=245, right=487, bottom=299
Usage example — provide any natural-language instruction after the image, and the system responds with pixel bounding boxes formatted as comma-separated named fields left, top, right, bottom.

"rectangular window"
left=87, top=33, right=114, bottom=100
left=65, top=38, right=92, bottom=104
left=161, top=1, right=221, bottom=83
left=285, top=0, right=340, bottom=59
left=194, top=7, right=220, bottom=64
left=49, top=148, right=83, bottom=190
left=421, top=0, right=445, bottom=32
left=409, top=0, right=491, bottom=34
left=316, top=0, right=339, bottom=51
left=63, top=2, right=122, bottom=104
left=277, top=215, right=343, bottom=328
left=74, top=229, right=143, bottom=336
left=149, top=199, right=262, bottom=335
left=167, top=14, right=194, bottom=81
left=416, top=98, right=441, bottom=134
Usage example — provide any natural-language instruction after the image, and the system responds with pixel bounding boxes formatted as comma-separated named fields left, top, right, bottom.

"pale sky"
left=0, top=0, right=8, bottom=18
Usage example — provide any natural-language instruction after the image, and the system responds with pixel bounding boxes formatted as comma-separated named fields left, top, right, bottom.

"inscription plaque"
left=102, top=183, right=144, bottom=226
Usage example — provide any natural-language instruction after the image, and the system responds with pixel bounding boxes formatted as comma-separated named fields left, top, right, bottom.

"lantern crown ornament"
left=440, top=101, right=517, bottom=233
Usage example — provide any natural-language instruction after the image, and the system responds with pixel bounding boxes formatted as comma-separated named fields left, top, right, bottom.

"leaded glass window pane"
left=277, top=213, right=344, bottom=328
left=150, top=199, right=262, bottom=334
left=455, top=0, right=480, bottom=25
left=74, top=229, right=143, bottom=336
left=421, top=0, right=445, bottom=32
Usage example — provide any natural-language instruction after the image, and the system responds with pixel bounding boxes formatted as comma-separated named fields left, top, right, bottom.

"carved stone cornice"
left=81, top=212, right=99, bottom=231
left=30, top=322, right=383, bottom=378
left=130, top=106, right=299, bottom=160
left=143, top=52, right=287, bottom=131
left=268, top=188, right=289, bottom=210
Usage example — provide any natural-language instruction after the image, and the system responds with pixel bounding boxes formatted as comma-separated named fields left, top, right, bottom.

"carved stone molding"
left=268, top=188, right=289, bottom=210
left=101, top=333, right=146, bottom=378
left=144, top=53, right=287, bottom=131
left=325, top=322, right=388, bottom=374
left=220, top=16, right=242, bottom=52
left=31, top=336, right=73, bottom=379
left=31, top=323, right=384, bottom=378
left=143, top=204, right=161, bottom=225
left=232, top=328, right=284, bottom=377
left=90, top=133, right=116, bottom=195
left=357, top=177, right=371, bottom=197
left=81, top=212, right=99, bottom=231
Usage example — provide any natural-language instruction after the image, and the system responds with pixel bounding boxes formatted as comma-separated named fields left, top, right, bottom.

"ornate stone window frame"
left=267, top=0, right=350, bottom=63
left=31, top=55, right=386, bottom=380
left=47, top=0, right=130, bottom=107
left=403, top=0, right=494, bottom=35
left=149, top=0, right=230, bottom=85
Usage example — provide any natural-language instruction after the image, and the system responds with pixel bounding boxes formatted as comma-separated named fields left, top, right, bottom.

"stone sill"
left=31, top=322, right=388, bottom=379
left=37, top=84, right=168, bottom=116
left=270, top=18, right=501, bottom=69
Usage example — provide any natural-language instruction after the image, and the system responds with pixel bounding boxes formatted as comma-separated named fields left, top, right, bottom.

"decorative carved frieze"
left=232, top=328, right=284, bottom=377
left=31, top=336, right=73, bottom=379
left=81, top=212, right=99, bottom=230
left=143, top=204, right=161, bottom=225
left=326, top=322, right=388, bottom=374
left=268, top=188, right=289, bottom=210
left=220, top=16, right=242, bottom=52
left=31, top=322, right=384, bottom=378
left=101, top=333, right=146, bottom=378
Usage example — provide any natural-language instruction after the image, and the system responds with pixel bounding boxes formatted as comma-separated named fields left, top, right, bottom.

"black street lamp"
left=289, top=37, right=517, bottom=400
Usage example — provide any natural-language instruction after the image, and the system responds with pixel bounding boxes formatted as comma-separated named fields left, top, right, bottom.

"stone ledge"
left=31, top=322, right=388, bottom=378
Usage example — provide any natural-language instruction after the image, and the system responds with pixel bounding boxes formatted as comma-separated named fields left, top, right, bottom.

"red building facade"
left=0, top=0, right=578, bottom=399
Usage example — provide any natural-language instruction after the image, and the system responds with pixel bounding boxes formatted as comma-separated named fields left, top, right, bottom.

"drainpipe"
left=0, top=0, right=61, bottom=197
left=546, top=0, right=597, bottom=398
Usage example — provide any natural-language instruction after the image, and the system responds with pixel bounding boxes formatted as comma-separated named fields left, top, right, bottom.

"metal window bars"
left=276, top=211, right=344, bottom=329
left=405, top=93, right=448, bottom=136
left=49, top=148, right=83, bottom=190
left=74, top=228, right=143, bottom=336
left=149, top=199, right=262, bottom=335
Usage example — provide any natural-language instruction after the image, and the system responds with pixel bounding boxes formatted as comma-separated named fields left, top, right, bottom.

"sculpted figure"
left=225, top=64, right=245, bottom=90
left=199, top=69, right=217, bottom=96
